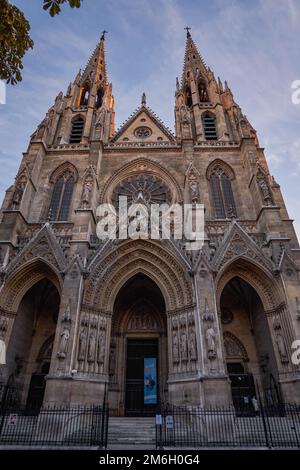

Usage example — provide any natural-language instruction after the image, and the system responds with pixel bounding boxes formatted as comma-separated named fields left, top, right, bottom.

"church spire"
left=181, top=27, right=208, bottom=86
left=80, top=31, right=108, bottom=86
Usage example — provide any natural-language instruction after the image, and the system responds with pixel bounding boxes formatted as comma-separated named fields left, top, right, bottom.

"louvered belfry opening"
left=69, top=116, right=84, bottom=143
left=202, top=113, right=217, bottom=140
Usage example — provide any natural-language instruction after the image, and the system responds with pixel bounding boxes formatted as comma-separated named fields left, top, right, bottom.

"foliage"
left=0, top=0, right=34, bottom=84
left=0, top=0, right=82, bottom=85
left=43, top=0, right=82, bottom=17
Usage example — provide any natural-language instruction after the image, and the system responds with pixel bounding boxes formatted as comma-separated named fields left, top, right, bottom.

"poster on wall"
left=144, top=357, right=157, bottom=404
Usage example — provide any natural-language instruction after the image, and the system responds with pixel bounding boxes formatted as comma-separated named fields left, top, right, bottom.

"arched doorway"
left=5, top=278, right=60, bottom=409
left=109, top=274, right=167, bottom=416
left=220, top=276, right=280, bottom=408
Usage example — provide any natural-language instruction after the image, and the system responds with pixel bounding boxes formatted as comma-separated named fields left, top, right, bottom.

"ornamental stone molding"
left=84, top=239, right=194, bottom=311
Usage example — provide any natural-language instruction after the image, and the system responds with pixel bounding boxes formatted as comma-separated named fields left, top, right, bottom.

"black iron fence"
left=0, top=387, right=109, bottom=448
left=156, top=403, right=300, bottom=448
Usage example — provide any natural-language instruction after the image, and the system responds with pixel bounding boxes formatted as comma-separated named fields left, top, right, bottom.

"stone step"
left=107, top=417, right=156, bottom=446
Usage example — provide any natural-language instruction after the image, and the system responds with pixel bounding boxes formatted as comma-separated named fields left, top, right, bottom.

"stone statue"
left=57, top=327, right=70, bottom=358
left=188, top=325, right=197, bottom=361
left=81, top=179, right=93, bottom=207
left=141, top=92, right=146, bottom=106
left=109, top=346, right=116, bottom=376
left=88, top=331, right=96, bottom=362
left=180, top=105, right=191, bottom=125
left=257, top=175, right=272, bottom=205
left=97, top=329, right=106, bottom=364
left=275, top=333, right=288, bottom=362
left=189, top=179, right=199, bottom=203
left=172, top=330, right=179, bottom=364
left=206, top=327, right=217, bottom=359
left=180, top=328, right=188, bottom=361
left=78, top=328, right=87, bottom=361
left=96, top=106, right=106, bottom=127
left=199, top=81, right=208, bottom=102
left=12, top=179, right=26, bottom=209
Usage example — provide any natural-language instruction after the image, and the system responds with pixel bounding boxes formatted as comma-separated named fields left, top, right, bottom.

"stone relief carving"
left=128, top=312, right=158, bottom=331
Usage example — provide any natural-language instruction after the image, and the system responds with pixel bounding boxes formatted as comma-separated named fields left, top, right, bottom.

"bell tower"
left=175, top=27, right=243, bottom=143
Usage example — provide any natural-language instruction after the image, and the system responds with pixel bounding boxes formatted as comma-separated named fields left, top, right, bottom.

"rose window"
left=112, top=174, right=171, bottom=207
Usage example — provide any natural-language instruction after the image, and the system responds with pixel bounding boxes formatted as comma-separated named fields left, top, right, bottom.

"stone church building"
left=0, top=30, right=300, bottom=415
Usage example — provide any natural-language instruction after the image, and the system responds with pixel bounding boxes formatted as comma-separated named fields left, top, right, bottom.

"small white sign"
left=166, top=415, right=173, bottom=429
left=155, top=414, right=162, bottom=425
left=8, top=414, right=18, bottom=426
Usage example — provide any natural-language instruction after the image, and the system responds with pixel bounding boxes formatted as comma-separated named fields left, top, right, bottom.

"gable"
left=111, top=108, right=175, bottom=143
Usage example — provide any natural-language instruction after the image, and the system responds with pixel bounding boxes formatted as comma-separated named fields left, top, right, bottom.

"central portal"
left=126, top=339, right=158, bottom=415
left=109, top=274, right=167, bottom=416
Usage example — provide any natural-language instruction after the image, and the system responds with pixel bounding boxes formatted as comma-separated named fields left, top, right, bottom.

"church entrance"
left=109, top=274, right=167, bottom=416
left=220, top=276, right=280, bottom=408
left=5, top=278, right=60, bottom=409
left=125, top=339, right=158, bottom=416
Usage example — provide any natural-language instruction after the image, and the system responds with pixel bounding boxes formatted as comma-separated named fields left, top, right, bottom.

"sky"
left=1, top=0, right=300, bottom=237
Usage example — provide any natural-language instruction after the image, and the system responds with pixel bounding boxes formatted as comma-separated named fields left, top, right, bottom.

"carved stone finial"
left=141, top=92, right=146, bottom=106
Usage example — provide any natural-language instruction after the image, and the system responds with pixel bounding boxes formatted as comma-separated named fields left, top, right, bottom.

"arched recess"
left=84, top=239, right=194, bottom=313
left=1, top=260, right=61, bottom=408
left=0, top=258, right=62, bottom=314
left=216, top=256, right=283, bottom=312
left=109, top=273, right=168, bottom=415
left=217, top=257, right=289, bottom=407
left=99, top=157, right=183, bottom=205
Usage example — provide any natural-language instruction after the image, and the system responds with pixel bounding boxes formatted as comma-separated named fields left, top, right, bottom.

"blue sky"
left=1, top=0, right=300, bottom=237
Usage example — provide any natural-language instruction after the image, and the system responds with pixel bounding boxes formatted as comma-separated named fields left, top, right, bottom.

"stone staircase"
left=107, top=417, right=156, bottom=449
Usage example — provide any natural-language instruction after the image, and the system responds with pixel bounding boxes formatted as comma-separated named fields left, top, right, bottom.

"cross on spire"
left=184, top=26, right=191, bottom=38
left=101, top=30, right=108, bottom=41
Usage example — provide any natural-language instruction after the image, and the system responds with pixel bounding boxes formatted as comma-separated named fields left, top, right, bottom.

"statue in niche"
left=12, top=177, right=26, bottom=209
left=81, top=178, right=93, bottom=208
left=206, top=327, right=217, bottom=359
left=88, top=331, right=96, bottom=362
left=78, top=328, right=87, bottom=361
left=188, top=324, right=197, bottom=361
left=257, top=172, right=272, bottom=205
left=96, top=106, right=107, bottom=139
left=172, top=330, right=179, bottom=364
left=275, top=332, right=288, bottom=363
left=109, top=346, right=116, bottom=376
left=97, top=329, right=106, bottom=364
left=57, top=327, right=70, bottom=359
left=180, top=105, right=191, bottom=125
left=180, top=328, right=188, bottom=362
left=188, top=178, right=199, bottom=204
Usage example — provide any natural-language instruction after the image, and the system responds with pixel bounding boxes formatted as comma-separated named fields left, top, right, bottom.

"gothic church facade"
left=0, top=31, right=300, bottom=414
